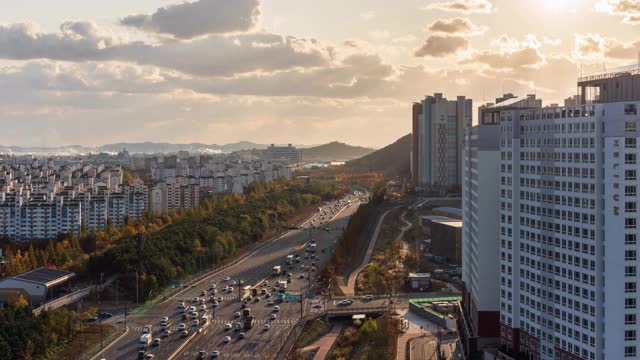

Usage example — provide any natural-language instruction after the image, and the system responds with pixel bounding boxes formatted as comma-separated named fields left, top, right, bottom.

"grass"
left=295, top=318, right=333, bottom=349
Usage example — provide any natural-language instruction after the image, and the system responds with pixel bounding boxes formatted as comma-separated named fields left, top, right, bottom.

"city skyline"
left=1, top=0, right=639, bottom=148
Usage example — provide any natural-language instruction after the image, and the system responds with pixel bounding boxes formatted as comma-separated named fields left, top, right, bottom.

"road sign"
left=168, top=280, right=181, bottom=287
left=285, top=293, right=301, bottom=302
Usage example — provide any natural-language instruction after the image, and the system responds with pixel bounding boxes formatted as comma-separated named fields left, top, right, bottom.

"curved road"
left=100, top=195, right=363, bottom=360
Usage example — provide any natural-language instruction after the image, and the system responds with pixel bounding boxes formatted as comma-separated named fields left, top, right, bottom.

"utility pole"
left=98, top=272, right=104, bottom=351
left=136, top=233, right=143, bottom=305
left=115, top=279, right=119, bottom=307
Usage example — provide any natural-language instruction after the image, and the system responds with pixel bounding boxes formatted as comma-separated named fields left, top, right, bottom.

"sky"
left=1, top=0, right=639, bottom=148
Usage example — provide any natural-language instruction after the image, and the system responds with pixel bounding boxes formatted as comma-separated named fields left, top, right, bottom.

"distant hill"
left=301, top=142, right=375, bottom=162
left=346, top=134, right=411, bottom=177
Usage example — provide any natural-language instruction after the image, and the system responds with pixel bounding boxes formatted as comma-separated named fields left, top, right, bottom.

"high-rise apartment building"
left=265, top=144, right=302, bottom=165
left=413, top=94, right=472, bottom=194
left=461, top=124, right=501, bottom=353
left=498, top=68, right=640, bottom=360
left=412, top=102, right=422, bottom=186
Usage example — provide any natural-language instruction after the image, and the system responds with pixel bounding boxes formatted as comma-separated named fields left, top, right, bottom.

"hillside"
left=346, top=134, right=411, bottom=177
left=301, top=141, right=375, bottom=161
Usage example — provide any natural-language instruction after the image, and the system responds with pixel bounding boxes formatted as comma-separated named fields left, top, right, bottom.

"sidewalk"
left=395, top=309, right=439, bottom=360
left=340, top=206, right=399, bottom=294
left=300, top=324, right=344, bottom=360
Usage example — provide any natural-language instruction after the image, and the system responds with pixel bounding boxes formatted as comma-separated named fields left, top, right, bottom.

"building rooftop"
left=11, top=267, right=75, bottom=287
left=432, top=220, right=463, bottom=228
left=421, top=215, right=459, bottom=222
left=409, top=273, right=431, bottom=278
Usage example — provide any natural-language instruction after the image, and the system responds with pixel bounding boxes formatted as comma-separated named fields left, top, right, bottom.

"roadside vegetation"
left=295, top=318, right=333, bottom=349
left=330, top=314, right=398, bottom=360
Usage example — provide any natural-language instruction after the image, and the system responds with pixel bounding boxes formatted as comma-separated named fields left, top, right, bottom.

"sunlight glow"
left=543, top=0, right=577, bottom=14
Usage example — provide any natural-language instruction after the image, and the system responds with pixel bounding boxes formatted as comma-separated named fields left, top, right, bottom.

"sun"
left=543, top=0, right=577, bottom=14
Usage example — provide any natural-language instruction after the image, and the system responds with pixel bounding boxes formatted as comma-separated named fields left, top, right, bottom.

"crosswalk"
left=174, top=295, right=237, bottom=302
left=128, top=319, right=297, bottom=332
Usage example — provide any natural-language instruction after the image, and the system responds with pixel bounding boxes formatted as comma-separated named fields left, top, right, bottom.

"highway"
left=101, top=193, right=363, bottom=360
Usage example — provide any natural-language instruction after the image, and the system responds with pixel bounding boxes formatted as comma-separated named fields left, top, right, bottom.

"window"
left=626, top=234, right=638, bottom=245
left=626, top=346, right=637, bottom=357
left=626, top=250, right=637, bottom=261
left=626, top=153, right=637, bottom=165
left=626, top=314, right=637, bottom=325
left=626, top=186, right=637, bottom=197
left=626, top=138, right=637, bottom=148
left=627, top=267, right=638, bottom=277
left=626, top=202, right=637, bottom=213
left=626, top=298, right=637, bottom=309
left=626, top=330, right=637, bottom=341
left=626, top=170, right=637, bottom=181
left=625, top=104, right=638, bottom=115
left=625, top=121, right=637, bottom=132
left=626, top=282, right=637, bottom=293
left=626, top=218, right=637, bottom=229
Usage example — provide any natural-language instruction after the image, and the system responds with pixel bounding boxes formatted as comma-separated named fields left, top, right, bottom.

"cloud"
left=0, top=22, right=333, bottom=76
left=461, top=35, right=544, bottom=70
left=573, top=33, right=640, bottom=62
left=425, top=0, right=493, bottom=14
left=414, top=35, right=469, bottom=57
left=594, top=0, right=640, bottom=25
left=427, top=17, right=487, bottom=35
left=120, top=0, right=261, bottom=39
left=360, top=11, right=376, bottom=20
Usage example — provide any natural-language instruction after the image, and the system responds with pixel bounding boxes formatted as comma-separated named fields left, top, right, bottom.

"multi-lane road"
left=100, top=194, right=364, bottom=360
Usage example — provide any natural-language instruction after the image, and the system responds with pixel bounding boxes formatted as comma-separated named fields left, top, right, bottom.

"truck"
left=242, top=308, right=252, bottom=317
left=139, top=334, right=152, bottom=349
left=277, top=281, right=287, bottom=290
left=272, top=265, right=282, bottom=276
left=241, top=286, right=252, bottom=301
left=243, top=315, right=255, bottom=330
left=286, top=255, right=294, bottom=264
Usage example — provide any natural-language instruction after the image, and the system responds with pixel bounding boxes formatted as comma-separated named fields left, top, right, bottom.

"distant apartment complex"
left=0, top=150, right=295, bottom=241
left=411, top=94, right=472, bottom=194
left=264, top=144, right=302, bottom=165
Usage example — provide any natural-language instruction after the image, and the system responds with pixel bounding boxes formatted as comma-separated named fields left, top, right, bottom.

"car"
left=161, top=316, right=169, bottom=323
left=224, top=323, right=233, bottom=330
left=362, top=295, right=374, bottom=301
left=228, top=287, right=234, bottom=293
left=239, top=280, right=244, bottom=285
left=191, top=312, right=198, bottom=319
left=234, top=312, right=241, bottom=318
left=263, top=280, right=269, bottom=287
left=338, top=299, right=353, bottom=306
left=199, top=305, right=207, bottom=311
left=180, top=330, right=188, bottom=338
left=212, top=301, right=219, bottom=307
left=239, top=332, right=245, bottom=339
left=312, top=304, right=322, bottom=309
left=233, top=322, right=241, bottom=331
left=263, top=324, right=270, bottom=331
left=211, top=351, right=220, bottom=358
left=273, top=306, right=280, bottom=312
left=270, top=314, right=277, bottom=320
left=145, top=355, right=155, bottom=359
left=192, top=320, right=200, bottom=328
left=223, top=277, right=231, bottom=282
left=178, top=323, right=187, bottom=331
left=287, top=278, right=292, bottom=284
left=311, top=262, right=316, bottom=266
left=200, top=290, right=206, bottom=296
left=299, top=274, right=305, bottom=279
left=261, top=289, right=267, bottom=295
left=161, top=323, right=171, bottom=331
left=223, top=336, right=231, bottom=343
left=99, top=312, right=113, bottom=319
left=229, top=280, right=236, bottom=285
left=182, top=313, right=189, bottom=320
left=198, top=298, right=205, bottom=304
left=222, top=286, right=228, bottom=292
left=267, top=299, right=274, bottom=305
left=211, top=289, right=217, bottom=294
left=197, top=351, right=207, bottom=360
left=162, top=330, right=171, bottom=337
left=254, top=297, right=260, bottom=302
left=210, top=284, right=217, bottom=290
left=209, top=296, right=216, bottom=303
left=246, top=295, right=252, bottom=301
left=192, top=297, right=200, bottom=303
left=217, top=296, right=223, bottom=302
left=138, top=351, right=146, bottom=359
left=152, top=338, right=161, bottom=346
left=241, top=302, right=247, bottom=309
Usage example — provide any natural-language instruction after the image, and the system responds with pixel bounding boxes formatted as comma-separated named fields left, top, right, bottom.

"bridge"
left=33, top=276, right=116, bottom=315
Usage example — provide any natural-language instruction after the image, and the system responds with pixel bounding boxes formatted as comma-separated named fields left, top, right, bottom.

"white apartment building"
left=499, top=69, right=640, bottom=360
left=461, top=125, right=501, bottom=350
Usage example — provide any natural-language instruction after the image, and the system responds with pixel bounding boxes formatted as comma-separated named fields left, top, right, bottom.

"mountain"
left=301, top=142, right=375, bottom=162
left=346, top=134, right=412, bottom=177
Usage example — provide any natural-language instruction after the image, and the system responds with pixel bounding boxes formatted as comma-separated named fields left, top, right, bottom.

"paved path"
left=340, top=206, right=398, bottom=294
left=395, top=309, right=439, bottom=360
left=300, top=324, right=344, bottom=360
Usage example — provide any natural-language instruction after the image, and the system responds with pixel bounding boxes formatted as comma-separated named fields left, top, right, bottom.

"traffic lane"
left=111, top=200, right=357, bottom=359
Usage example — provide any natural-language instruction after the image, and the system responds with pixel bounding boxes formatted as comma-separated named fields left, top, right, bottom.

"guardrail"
left=326, top=305, right=389, bottom=316
left=33, top=277, right=116, bottom=315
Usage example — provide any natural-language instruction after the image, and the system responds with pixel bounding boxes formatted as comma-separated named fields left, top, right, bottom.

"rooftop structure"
left=578, top=64, right=640, bottom=104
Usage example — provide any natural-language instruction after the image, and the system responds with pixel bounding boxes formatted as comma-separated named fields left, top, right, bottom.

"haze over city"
left=1, top=0, right=638, bottom=148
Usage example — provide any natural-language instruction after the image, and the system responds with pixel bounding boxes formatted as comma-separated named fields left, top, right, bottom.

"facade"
left=461, top=124, right=501, bottom=354
left=498, top=71, right=640, bottom=359
left=414, top=94, right=472, bottom=194
left=265, top=144, right=302, bottom=165
left=0, top=267, right=75, bottom=307
left=431, top=219, right=462, bottom=265
left=412, top=102, right=422, bottom=186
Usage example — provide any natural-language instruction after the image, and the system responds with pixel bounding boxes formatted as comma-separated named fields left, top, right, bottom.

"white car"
left=273, top=306, right=280, bottom=312
left=211, top=289, right=217, bottom=295
left=223, top=336, right=231, bottom=343
left=270, top=314, right=277, bottom=320
left=212, top=301, right=219, bottom=307
left=234, top=312, right=241, bottom=318
left=224, top=323, right=233, bottom=330
left=362, top=295, right=374, bottom=301
left=161, top=316, right=169, bottom=323
left=178, top=323, right=187, bottom=331
left=192, top=297, right=200, bottom=302
left=152, top=338, right=161, bottom=346
left=210, top=284, right=217, bottom=290
left=228, top=287, right=234, bottom=293
left=223, top=277, right=231, bottom=282
left=263, top=324, right=270, bottom=331
left=180, top=330, right=188, bottom=338
left=222, top=286, right=228, bottom=292
left=338, top=299, right=353, bottom=306
left=267, top=300, right=274, bottom=306
left=217, top=296, right=223, bottom=302
left=229, top=280, right=236, bottom=285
